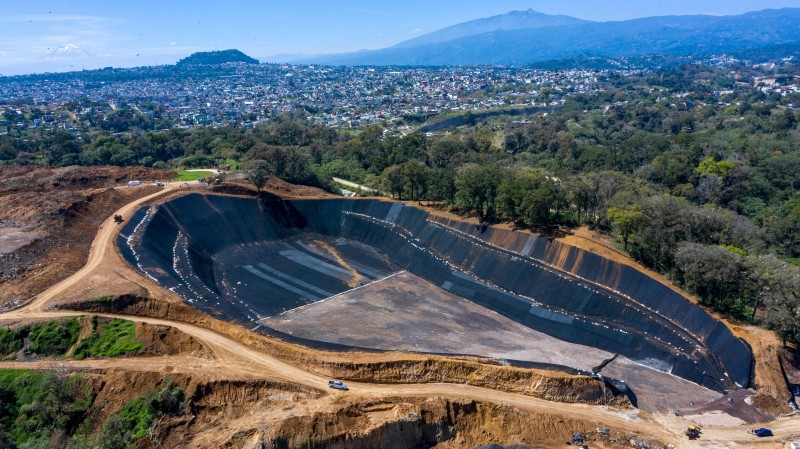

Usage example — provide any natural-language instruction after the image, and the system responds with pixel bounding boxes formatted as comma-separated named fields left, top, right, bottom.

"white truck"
left=127, top=180, right=144, bottom=187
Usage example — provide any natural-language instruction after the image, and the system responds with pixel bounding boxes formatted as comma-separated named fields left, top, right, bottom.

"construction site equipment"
left=753, top=428, right=773, bottom=437
left=686, top=425, right=701, bottom=439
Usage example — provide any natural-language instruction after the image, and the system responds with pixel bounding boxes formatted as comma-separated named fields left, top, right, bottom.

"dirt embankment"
left=45, top=369, right=321, bottom=447
left=61, top=295, right=627, bottom=406
left=210, top=177, right=334, bottom=199
left=22, top=367, right=650, bottom=449
left=248, top=398, right=662, bottom=449
left=313, top=359, right=618, bottom=405
left=135, top=321, right=208, bottom=358
left=0, top=165, right=173, bottom=308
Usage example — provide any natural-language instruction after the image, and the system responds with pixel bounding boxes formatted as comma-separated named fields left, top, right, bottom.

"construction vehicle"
left=753, top=428, right=773, bottom=437
left=686, top=425, right=701, bottom=439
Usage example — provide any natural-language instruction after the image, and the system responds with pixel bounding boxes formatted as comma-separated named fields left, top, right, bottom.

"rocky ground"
left=0, top=165, right=174, bottom=309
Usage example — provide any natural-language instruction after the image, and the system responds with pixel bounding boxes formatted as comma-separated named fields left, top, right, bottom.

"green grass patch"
left=173, top=169, right=214, bottom=181
left=89, top=294, right=115, bottom=302
left=0, top=318, right=81, bottom=357
left=72, top=318, right=144, bottom=360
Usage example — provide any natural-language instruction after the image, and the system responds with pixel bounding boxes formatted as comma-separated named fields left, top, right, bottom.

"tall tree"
left=243, top=159, right=272, bottom=193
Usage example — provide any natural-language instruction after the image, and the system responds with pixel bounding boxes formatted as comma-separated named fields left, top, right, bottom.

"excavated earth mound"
left=118, top=193, right=753, bottom=394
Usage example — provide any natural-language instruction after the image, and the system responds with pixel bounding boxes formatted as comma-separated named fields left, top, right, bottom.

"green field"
left=173, top=169, right=215, bottom=181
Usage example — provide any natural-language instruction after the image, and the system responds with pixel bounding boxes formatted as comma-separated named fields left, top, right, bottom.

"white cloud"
left=410, top=28, right=424, bottom=34
left=170, top=41, right=177, bottom=46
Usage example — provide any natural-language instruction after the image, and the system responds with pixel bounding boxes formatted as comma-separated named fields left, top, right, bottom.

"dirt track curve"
left=1, top=184, right=797, bottom=449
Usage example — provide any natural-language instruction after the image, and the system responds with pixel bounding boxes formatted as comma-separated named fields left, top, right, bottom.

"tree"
left=761, top=262, right=800, bottom=346
left=428, top=168, right=456, bottom=204
left=380, top=165, right=405, bottom=199
left=402, top=161, right=429, bottom=202
left=765, top=205, right=800, bottom=259
left=696, top=157, right=735, bottom=179
left=568, top=175, right=598, bottom=224
left=674, top=243, right=747, bottom=315
left=97, top=415, right=131, bottom=449
left=497, top=168, right=553, bottom=223
left=607, top=205, right=645, bottom=251
left=243, top=159, right=271, bottom=193
left=521, top=185, right=555, bottom=227
left=428, top=136, right=463, bottom=168
left=455, top=165, right=503, bottom=221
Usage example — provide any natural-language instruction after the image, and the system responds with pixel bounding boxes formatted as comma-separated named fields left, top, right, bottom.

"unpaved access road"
left=332, top=177, right=383, bottom=195
left=21, top=182, right=183, bottom=312
left=0, top=186, right=796, bottom=449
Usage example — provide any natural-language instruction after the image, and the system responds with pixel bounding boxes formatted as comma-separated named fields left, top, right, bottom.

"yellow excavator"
left=685, top=425, right=701, bottom=439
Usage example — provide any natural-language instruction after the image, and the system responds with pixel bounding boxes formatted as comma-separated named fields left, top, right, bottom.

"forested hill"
left=176, top=50, right=259, bottom=66
left=300, top=8, right=800, bottom=66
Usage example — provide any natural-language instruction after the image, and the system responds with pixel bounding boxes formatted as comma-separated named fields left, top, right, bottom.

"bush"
left=26, top=319, right=81, bottom=356
left=0, top=328, right=23, bottom=355
left=98, top=381, right=186, bottom=448
left=116, top=396, right=156, bottom=441
left=0, top=370, right=69, bottom=445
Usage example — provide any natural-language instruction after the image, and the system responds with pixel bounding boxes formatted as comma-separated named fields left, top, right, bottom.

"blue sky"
left=1, top=0, right=799, bottom=75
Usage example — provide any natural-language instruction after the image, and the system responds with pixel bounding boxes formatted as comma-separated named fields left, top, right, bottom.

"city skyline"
left=2, top=0, right=800, bottom=75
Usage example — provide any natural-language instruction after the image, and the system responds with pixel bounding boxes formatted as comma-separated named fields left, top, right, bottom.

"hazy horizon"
left=2, top=0, right=800, bottom=75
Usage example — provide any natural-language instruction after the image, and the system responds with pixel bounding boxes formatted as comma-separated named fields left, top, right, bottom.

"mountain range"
left=284, top=8, right=800, bottom=66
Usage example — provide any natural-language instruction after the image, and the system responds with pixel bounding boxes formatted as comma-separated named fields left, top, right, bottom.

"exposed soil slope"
left=0, top=165, right=173, bottom=308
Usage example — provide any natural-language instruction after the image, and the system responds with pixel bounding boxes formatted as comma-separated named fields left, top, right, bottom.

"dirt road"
left=332, top=177, right=382, bottom=195
left=1, top=186, right=797, bottom=449
left=21, top=183, right=182, bottom=312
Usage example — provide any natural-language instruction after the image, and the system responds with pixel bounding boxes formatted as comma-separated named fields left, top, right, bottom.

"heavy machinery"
left=686, top=425, right=701, bottom=439
left=753, top=428, right=773, bottom=437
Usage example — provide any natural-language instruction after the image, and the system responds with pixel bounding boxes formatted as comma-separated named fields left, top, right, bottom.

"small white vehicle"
left=155, top=181, right=165, bottom=187
left=328, top=380, right=348, bottom=391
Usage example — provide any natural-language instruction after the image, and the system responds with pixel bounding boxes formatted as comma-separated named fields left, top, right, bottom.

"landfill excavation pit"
left=118, top=193, right=754, bottom=396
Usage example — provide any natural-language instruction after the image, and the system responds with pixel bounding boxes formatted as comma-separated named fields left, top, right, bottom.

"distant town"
left=1, top=53, right=796, bottom=136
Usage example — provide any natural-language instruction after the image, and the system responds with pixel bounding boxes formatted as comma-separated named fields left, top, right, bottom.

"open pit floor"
left=264, top=270, right=612, bottom=370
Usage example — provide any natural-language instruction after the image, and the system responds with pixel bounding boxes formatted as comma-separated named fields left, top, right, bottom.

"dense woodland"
left=2, top=63, right=800, bottom=342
